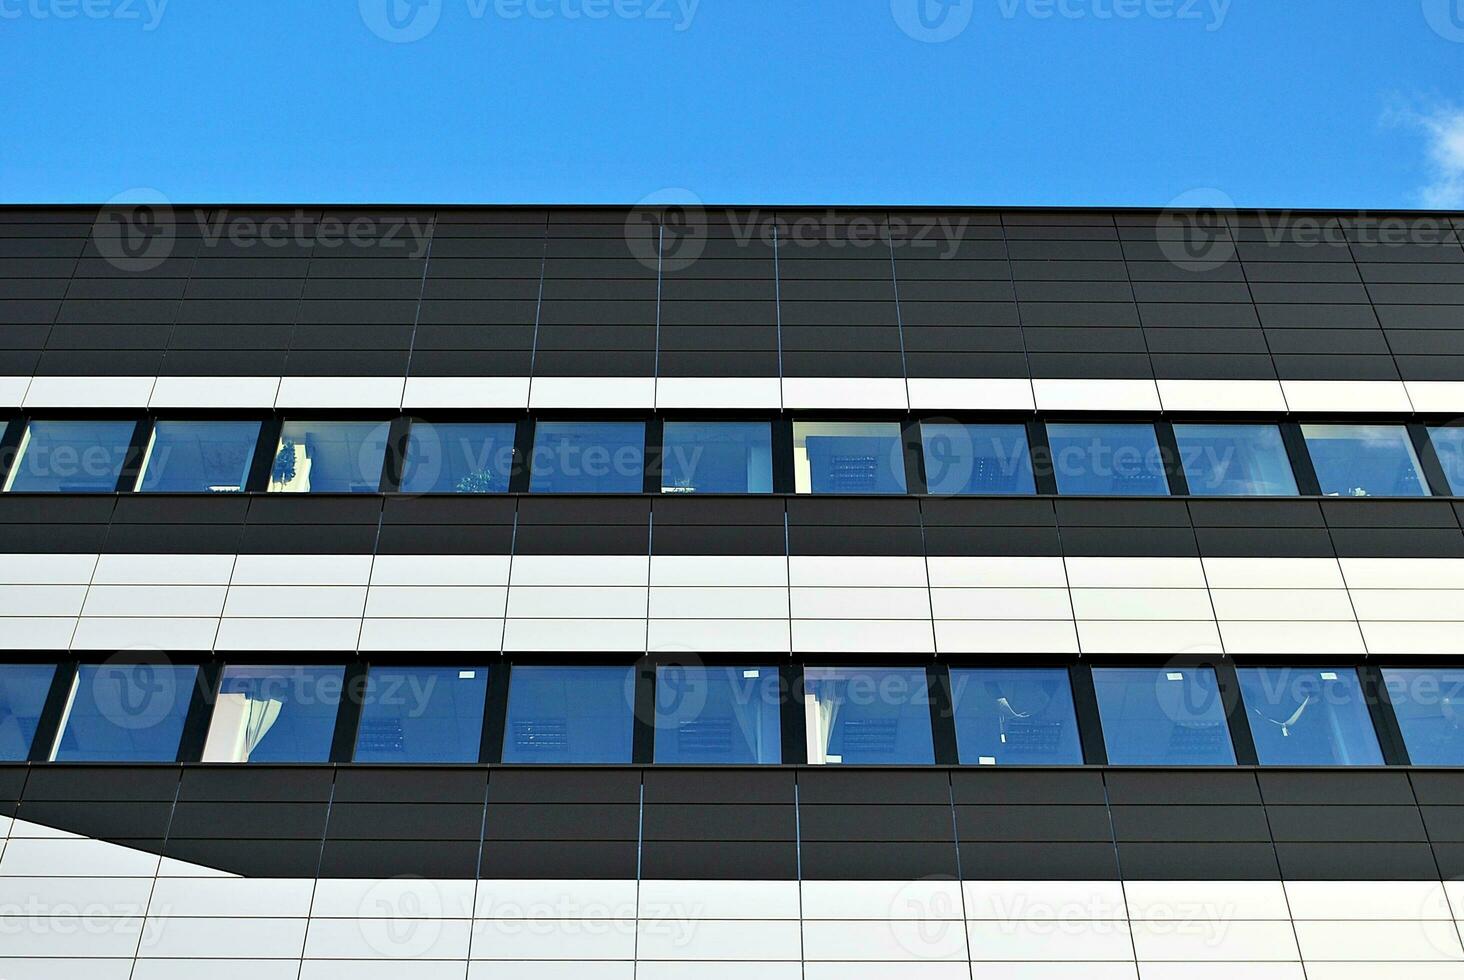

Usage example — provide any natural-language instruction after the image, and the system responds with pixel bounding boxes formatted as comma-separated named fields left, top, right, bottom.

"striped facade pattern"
left=4, top=205, right=1464, bottom=979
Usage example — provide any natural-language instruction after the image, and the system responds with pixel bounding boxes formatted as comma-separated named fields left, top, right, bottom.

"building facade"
left=1, top=205, right=1464, bottom=977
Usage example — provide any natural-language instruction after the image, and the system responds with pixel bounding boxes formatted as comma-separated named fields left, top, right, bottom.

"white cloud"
left=1410, top=105, right=1464, bottom=209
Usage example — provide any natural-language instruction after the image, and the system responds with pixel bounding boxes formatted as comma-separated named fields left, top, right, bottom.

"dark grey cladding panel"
left=22, top=765, right=180, bottom=801
left=484, top=802, right=640, bottom=841
left=1117, top=843, right=1280, bottom=881
left=959, top=841, right=1121, bottom=880
left=16, top=800, right=175, bottom=840
left=320, top=840, right=480, bottom=879
left=178, top=766, right=334, bottom=802
left=164, top=838, right=324, bottom=878
left=9, top=205, right=1464, bottom=382
left=331, top=766, right=488, bottom=803
left=486, top=768, right=641, bottom=804
left=799, top=804, right=956, bottom=842
left=796, top=769, right=950, bottom=805
left=169, top=802, right=329, bottom=839
left=641, top=841, right=797, bottom=880
left=1188, top=500, right=1326, bottom=527
left=1423, top=808, right=1464, bottom=841
left=326, top=803, right=487, bottom=840
left=641, top=804, right=796, bottom=841
left=1279, top=842, right=1441, bottom=880
left=1266, top=805, right=1428, bottom=843
left=1105, top=771, right=1262, bottom=805
left=1109, top=805, right=1272, bottom=842
left=642, top=768, right=795, bottom=805
left=1410, top=771, right=1464, bottom=805
left=1057, top=526, right=1198, bottom=558
left=801, top=841, right=958, bottom=880
left=1320, top=499, right=1462, bottom=529
left=0, top=765, right=27, bottom=802
left=955, top=805, right=1113, bottom=842
left=950, top=769, right=1104, bottom=805
left=1256, top=771, right=1416, bottom=805
left=482, top=840, right=638, bottom=879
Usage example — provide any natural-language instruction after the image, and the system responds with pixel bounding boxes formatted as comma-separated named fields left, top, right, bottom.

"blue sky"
left=2, top=0, right=1462, bottom=207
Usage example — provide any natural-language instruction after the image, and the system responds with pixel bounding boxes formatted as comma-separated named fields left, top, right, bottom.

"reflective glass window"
left=399, top=422, right=517, bottom=494
left=1092, top=666, right=1235, bottom=766
left=202, top=665, right=345, bottom=763
left=4, top=420, right=136, bottom=493
left=661, top=422, right=774, bottom=494
left=268, top=421, right=389, bottom=493
left=654, top=665, right=782, bottom=764
left=1302, top=424, right=1429, bottom=497
left=920, top=423, right=1036, bottom=495
left=1382, top=668, right=1464, bottom=765
left=793, top=421, right=907, bottom=494
left=52, top=662, right=197, bottom=763
left=950, top=667, right=1083, bottom=766
left=1237, top=667, right=1383, bottom=766
left=354, top=665, right=489, bottom=763
left=529, top=422, right=645, bottom=494
left=1428, top=427, right=1464, bottom=495
left=1174, top=423, right=1299, bottom=497
left=1046, top=422, right=1170, bottom=496
left=803, top=666, right=934, bottom=765
left=502, top=665, right=635, bottom=764
left=136, top=420, right=260, bottom=493
left=0, top=663, right=57, bottom=761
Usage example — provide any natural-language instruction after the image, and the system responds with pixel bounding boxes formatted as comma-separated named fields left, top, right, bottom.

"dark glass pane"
left=203, top=665, right=344, bottom=763
left=529, top=422, right=646, bottom=494
left=1302, top=424, right=1428, bottom=497
left=269, top=421, right=390, bottom=493
left=1092, top=667, right=1235, bottom=766
left=794, top=422, right=907, bottom=494
left=354, top=666, right=489, bottom=763
left=950, top=667, right=1083, bottom=766
left=0, top=663, right=57, bottom=761
left=52, top=663, right=197, bottom=763
left=803, top=667, right=934, bottom=765
left=502, top=665, right=635, bottom=764
left=661, top=422, right=774, bottom=494
left=5, top=420, right=136, bottom=493
left=1047, top=423, right=1170, bottom=496
left=1237, top=667, right=1383, bottom=766
left=1428, top=427, right=1464, bottom=495
left=137, top=420, right=261, bottom=493
left=920, top=423, right=1037, bottom=495
left=1174, top=423, right=1299, bottom=497
left=400, top=422, right=517, bottom=494
left=654, top=666, right=782, bottom=764
left=1383, top=668, right=1464, bottom=765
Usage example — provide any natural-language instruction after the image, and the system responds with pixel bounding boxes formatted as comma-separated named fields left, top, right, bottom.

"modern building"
left=1, top=204, right=1464, bottom=977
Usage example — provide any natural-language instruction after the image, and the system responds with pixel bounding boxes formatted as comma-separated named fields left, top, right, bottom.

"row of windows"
left=2, top=659, right=1460, bottom=768
left=4, top=415, right=1463, bottom=498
